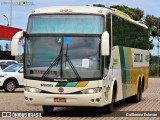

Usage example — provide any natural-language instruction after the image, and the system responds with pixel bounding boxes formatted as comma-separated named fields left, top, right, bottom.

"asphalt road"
left=0, top=78, right=160, bottom=120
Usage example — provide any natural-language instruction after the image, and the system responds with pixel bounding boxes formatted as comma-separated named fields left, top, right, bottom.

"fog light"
left=90, top=99, right=94, bottom=102
left=96, top=98, right=100, bottom=102
left=25, top=97, right=28, bottom=100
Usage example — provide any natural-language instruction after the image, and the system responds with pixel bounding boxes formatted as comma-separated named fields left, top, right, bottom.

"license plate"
left=54, top=98, right=66, bottom=102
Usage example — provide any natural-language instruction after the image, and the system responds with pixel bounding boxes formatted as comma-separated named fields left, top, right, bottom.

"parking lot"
left=0, top=78, right=160, bottom=120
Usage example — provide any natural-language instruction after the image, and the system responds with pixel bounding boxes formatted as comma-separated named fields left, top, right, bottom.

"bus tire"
left=42, top=106, right=54, bottom=114
left=133, top=82, right=142, bottom=103
left=4, top=80, right=16, bottom=92
left=104, top=89, right=116, bottom=113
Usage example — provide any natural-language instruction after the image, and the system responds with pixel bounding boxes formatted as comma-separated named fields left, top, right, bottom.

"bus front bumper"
left=24, top=91, right=104, bottom=107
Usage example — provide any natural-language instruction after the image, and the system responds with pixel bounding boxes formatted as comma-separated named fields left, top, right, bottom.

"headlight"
left=82, top=87, right=102, bottom=94
left=24, top=87, right=41, bottom=93
left=0, top=74, right=7, bottom=77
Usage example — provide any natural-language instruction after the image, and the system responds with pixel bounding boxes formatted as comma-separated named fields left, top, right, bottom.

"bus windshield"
left=25, top=36, right=102, bottom=80
left=27, top=15, right=103, bottom=34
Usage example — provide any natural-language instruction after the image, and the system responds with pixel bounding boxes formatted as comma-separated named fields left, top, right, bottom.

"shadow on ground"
left=42, top=97, right=138, bottom=117
left=0, top=91, right=23, bottom=93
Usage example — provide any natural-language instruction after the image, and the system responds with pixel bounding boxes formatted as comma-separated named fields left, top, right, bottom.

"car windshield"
left=0, top=64, right=8, bottom=69
left=3, top=64, right=22, bottom=72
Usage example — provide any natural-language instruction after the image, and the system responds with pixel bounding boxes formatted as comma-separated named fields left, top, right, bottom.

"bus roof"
left=31, top=6, right=147, bottom=29
left=110, top=9, right=148, bottom=29
left=31, top=6, right=109, bottom=16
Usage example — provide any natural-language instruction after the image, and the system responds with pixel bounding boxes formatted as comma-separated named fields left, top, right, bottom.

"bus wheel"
left=104, top=89, right=116, bottom=113
left=133, top=82, right=142, bottom=103
left=42, top=106, right=54, bottom=114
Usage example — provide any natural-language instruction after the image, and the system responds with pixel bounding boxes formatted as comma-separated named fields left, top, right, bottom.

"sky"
left=0, top=0, right=160, bottom=55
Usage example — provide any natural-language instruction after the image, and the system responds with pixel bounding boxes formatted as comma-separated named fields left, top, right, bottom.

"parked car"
left=0, top=60, right=18, bottom=72
left=0, top=63, right=24, bottom=92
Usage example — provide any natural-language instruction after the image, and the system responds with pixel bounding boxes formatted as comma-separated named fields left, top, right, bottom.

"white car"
left=0, top=63, right=24, bottom=92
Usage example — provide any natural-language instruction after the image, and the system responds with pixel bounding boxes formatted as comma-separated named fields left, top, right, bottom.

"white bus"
left=11, top=6, right=149, bottom=113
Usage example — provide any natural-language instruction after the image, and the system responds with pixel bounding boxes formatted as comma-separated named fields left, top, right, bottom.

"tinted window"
left=109, top=14, right=149, bottom=49
left=27, top=15, right=103, bottom=34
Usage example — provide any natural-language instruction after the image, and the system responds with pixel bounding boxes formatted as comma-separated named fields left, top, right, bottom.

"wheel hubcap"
left=7, top=82, right=15, bottom=91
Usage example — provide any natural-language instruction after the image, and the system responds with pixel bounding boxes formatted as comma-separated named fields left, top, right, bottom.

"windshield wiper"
left=41, top=38, right=81, bottom=81
left=41, top=42, right=63, bottom=81
left=64, top=44, right=81, bottom=81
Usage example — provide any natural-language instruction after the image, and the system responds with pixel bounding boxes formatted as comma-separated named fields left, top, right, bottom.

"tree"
left=0, top=45, right=3, bottom=51
left=144, top=15, right=158, bottom=29
left=144, top=15, right=160, bottom=39
left=16, top=53, right=24, bottom=62
left=5, top=43, right=9, bottom=51
left=93, top=4, right=106, bottom=8
left=144, top=15, right=160, bottom=50
left=148, top=40, right=154, bottom=50
left=110, top=5, right=144, bottom=21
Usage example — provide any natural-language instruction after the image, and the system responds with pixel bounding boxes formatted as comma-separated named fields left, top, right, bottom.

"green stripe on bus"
left=55, top=82, right=78, bottom=87
left=55, top=82, right=68, bottom=87
left=119, top=46, right=127, bottom=98
left=66, top=82, right=78, bottom=87
left=124, top=47, right=130, bottom=83
left=119, top=46, right=126, bottom=83
left=123, top=47, right=130, bottom=97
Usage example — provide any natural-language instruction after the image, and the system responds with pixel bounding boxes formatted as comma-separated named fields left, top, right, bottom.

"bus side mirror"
left=101, top=31, right=110, bottom=56
left=11, top=31, right=24, bottom=56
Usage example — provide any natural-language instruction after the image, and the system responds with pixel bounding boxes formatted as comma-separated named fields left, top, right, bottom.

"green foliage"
left=110, top=5, right=144, bottom=21
left=151, top=26, right=158, bottom=38
left=149, top=55, right=160, bottom=76
left=144, top=15, right=157, bottom=28
left=148, top=40, right=154, bottom=50
left=16, top=53, right=24, bottom=62
left=0, top=45, right=3, bottom=51
left=149, top=63, right=159, bottom=76
left=93, top=4, right=106, bottom=8
left=0, top=51, right=15, bottom=59
left=5, top=43, right=9, bottom=51
left=144, top=15, right=160, bottom=49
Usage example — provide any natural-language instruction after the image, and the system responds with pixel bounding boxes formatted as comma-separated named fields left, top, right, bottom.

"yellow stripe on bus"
left=76, top=81, right=89, bottom=87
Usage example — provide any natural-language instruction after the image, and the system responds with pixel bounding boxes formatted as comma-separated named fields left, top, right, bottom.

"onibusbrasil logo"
left=18, top=0, right=34, bottom=6
left=1, top=0, right=35, bottom=6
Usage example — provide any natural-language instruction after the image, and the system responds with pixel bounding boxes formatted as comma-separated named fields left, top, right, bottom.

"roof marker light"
left=31, top=10, right=35, bottom=13
left=60, top=9, right=63, bottom=12
left=64, top=9, right=69, bottom=12
left=98, top=10, right=102, bottom=13
left=69, top=9, right=72, bottom=12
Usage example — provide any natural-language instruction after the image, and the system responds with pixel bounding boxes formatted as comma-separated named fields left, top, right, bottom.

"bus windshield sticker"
left=64, top=37, right=71, bottom=44
left=57, top=37, right=62, bottom=45
left=82, top=59, right=90, bottom=68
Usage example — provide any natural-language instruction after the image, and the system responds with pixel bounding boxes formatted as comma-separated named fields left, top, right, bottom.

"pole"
left=10, top=0, right=13, bottom=52
left=157, top=20, right=159, bottom=77
left=2, top=15, right=9, bottom=26
left=10, top=0, right=12, bottom=27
